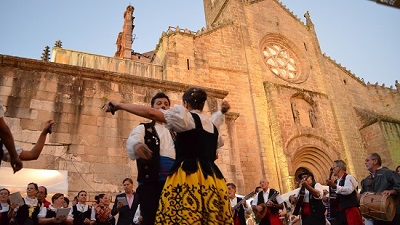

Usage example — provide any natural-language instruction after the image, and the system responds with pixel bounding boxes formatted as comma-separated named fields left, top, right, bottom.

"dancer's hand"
left=220, top=101, right=230, bottom=114
left=134, top=143, right=153, bottom=160
left=10, top=156, right=23, bottom=173
left=103, top=101, right=119, bottom=115
left=42, top=120, right=54, bottom=134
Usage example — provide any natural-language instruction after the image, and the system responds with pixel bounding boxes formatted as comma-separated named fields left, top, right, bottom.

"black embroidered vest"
left=336, top=173, right=359, bottom=210
left=256, top=189, right=280, bottom=216
left=72, top=205, right=92, bottom=225
left=136, top=121, right=161, bottom=183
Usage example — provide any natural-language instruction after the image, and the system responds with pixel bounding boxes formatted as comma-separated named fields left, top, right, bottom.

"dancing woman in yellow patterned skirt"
left=104, top=87, right=233, bottom=224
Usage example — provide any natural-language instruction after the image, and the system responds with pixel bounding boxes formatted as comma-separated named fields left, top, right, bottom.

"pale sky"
left=0, top=0, right=399, bottom=86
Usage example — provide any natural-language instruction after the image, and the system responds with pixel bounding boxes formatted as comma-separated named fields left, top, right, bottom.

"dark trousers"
left=136, top=181, right=164, bottom=225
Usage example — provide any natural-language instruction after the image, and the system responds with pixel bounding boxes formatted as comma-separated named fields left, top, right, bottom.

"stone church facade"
left=1, top=0, right=399, bottom=198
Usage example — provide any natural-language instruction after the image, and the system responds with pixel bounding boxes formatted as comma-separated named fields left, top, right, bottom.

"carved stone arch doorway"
left=291, top=147, right=333, bottom=187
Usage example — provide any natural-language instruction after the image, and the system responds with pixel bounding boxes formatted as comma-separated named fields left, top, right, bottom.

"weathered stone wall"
left=52, top=48, right=163, bottom=79
left=0, top=55, right=229, bottom=200
left=360, top=121, right=400, bottom=168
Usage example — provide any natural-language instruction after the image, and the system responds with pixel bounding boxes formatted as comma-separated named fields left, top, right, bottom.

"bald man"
left=251, top=178, right=284, bottom=225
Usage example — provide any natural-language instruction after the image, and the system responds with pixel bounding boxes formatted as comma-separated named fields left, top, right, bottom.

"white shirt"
left=251, top=188, right=284, bottom=206
left=2, top=145, right=23, bottom=162
left=133, top=204, right=141, bottom=224
left=162, top=105, right=224, bottom=148
left=14, top=197, right=47, bottom=218
left=126, top=106, right=226, bottom=160
left=230, top=197, right=252, bottom=214
left=210, top=111, right=225, bottom=128
left=126, top=122, right=175, bottom=160
left=336, top=174, right=358, bottom=195
left=0, top=202, right=10, bottom=213
left=67, top=203, right=96, bottom=221
left=292, top=183, right=323, bottom=203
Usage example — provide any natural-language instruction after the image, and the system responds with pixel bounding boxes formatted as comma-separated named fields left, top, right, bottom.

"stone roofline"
left=152, top=19, right=234, bottom=60
left=51, top=47, right=157, bottom=67
left=322, top=53, right=399, bottom=91
left=0, top=54, right=228, bottom=100
left=322, top=53, right=367, bottom=86
left=272, top=0, right=310, bottom=29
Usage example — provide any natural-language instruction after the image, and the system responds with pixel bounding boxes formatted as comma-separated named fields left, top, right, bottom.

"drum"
left=360, top=192, right=396, bottom=221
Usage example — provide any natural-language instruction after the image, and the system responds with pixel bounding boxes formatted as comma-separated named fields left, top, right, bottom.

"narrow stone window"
left=187, top=59, right=190, bottom=70
left=304, top=42, right=307, bottom=51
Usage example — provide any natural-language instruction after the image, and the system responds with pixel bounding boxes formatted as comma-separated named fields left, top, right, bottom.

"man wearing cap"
left=326, top=159, right=363, bottom=225
left=289, top=170, right=326, bottom=225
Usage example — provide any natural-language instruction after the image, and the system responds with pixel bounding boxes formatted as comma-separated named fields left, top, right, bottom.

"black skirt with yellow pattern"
left=155, top=113, right=233, bottom=224
left=155, top=162, right=233, bottom=224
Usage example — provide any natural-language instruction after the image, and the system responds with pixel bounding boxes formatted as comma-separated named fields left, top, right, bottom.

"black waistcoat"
left=136, top=121, right=161, bottom=183
left=336, top=173, right=359, bottom=210
left=302, top=183, right=326, bottom=220
left=256, top=189, right=280, bottom=216
left=15, top=202, right=42, bottom=225
left=0, top=210, right=10, bottom=225
left=44, top=209, right=67, bottom=225
left=72, top=205, right=92, bottom=225
left=169, top=113, right=223, bottom=179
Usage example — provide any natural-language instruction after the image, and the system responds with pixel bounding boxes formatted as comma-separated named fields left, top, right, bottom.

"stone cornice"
left=225, top=112, right=240, bottom=121
left=264, top=81, right=329, bottom=99
left=354, top=107, right=400, bottom=130
left=0, top=54, right=228, bottom=99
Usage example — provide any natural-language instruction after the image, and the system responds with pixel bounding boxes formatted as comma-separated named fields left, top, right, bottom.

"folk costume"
left=0, top=202, right=11, bottom=225
left=14, top=197, right=46, bottom=225
left=43, top=205, right=68, bottom=225
left=334, top=173, right=363, bottom=225
left=299, top=183, right=325, bottom=225
left=126, top=120, right=175, bottom=225
left=154, top=106, right=233, bottom=224
left=252, top=188, right=282, bottom=225
left=68, top=203, right=95, bottom=225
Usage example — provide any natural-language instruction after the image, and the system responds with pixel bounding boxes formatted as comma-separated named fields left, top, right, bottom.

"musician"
left=227, top=183, right=252, bottom=225
left=251, top=178, right=284, bottom=225
left=360, top=153, right=400, bottom=225
left=289, top=170, right=325, bottom=225
left=326, top=159, right=363, bottom=225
